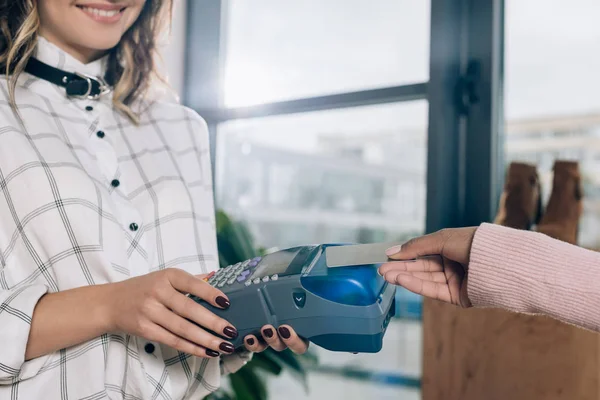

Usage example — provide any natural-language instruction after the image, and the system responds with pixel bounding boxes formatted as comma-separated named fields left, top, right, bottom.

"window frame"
left=182, top=0, right=505, bottom=389
left=183, top=0, right=504, bottom=231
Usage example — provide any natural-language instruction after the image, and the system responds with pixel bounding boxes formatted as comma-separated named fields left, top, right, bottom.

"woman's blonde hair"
left=0, top=0, right=173, bottom=123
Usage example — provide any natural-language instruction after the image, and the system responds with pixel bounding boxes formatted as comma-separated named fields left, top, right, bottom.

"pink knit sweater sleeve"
left=468, top=223, right=600, bottom=332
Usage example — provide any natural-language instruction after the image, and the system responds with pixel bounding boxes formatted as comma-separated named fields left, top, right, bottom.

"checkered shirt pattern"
left=0, top=37, right=250, bottom=400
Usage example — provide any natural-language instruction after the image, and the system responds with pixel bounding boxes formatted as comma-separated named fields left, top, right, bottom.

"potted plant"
left=205, top=211, right=318, bottom=400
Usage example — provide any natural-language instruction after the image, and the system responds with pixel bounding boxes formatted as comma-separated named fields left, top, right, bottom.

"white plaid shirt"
left=0, top=37, right=249, bottom=400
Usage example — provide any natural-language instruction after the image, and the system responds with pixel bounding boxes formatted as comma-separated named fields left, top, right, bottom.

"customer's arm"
left=468, top=223, right=600, bottom=331
left=378, top=223, right=600, bottom=333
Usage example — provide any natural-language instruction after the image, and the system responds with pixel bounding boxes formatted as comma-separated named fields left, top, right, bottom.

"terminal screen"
left=250, top=248, right=303, bottom=279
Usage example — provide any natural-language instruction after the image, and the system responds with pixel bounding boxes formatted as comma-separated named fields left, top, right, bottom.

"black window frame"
left=182, top=0, right=505, bottom=390
left=183, top=0, right=505, bottom=233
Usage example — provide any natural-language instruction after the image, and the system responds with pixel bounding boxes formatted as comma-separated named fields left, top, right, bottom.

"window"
left=185, top=1, right=504, bottom=398
left=212, top=1, right=431, bottom=397
left=216, top=101, right=428, bottom=249
left=215, top=102, right=427, bottom=393
left=504, top=0, right=600, bottom=248
left=222, top=0, right=430, bottom=107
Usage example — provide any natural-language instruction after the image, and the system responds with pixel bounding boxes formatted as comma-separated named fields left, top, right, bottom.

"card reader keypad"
left=205, top=257, right=263, bottom=288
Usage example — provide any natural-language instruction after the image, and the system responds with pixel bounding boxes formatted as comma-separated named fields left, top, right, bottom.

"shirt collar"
left=35, top=36, right=108, bottom=78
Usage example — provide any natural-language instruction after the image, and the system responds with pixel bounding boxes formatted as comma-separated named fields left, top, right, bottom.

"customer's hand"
left=107, top=269, right=238, bottom=358
left=243, top=325, right=309, bottom=355
left=378, top=227, right=477, bottom=307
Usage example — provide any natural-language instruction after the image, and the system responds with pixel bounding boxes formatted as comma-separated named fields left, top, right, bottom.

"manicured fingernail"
left=223, top=326, right=238, bottom=339
left=278, top=327, right=291, bottom=339
left=216, top=296, right=230, bottom=309
left=219, top=342, right=235, bottom=354
left=206, top=349, right=219, bottom=357
left=263, top=328, right=274, bottom=338
left=246, top=337, right=255, bottom=346
left=386, top=245, right=402, bottom=256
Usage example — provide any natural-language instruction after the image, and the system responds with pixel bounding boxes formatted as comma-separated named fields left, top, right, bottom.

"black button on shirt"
left=96, top=131, right=105, bottom=138
left=129, top=222, right=139, bottom=232
left=111, top=179, right=120, bottom=188
left=144, top=343, right=155, bottom=354
left=85, top=106, right=93, bottom=111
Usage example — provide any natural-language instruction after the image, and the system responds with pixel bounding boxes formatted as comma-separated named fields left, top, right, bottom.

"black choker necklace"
left=24, top=57, right=111, bottom=100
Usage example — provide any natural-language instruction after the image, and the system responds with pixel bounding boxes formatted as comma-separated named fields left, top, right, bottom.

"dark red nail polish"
left=219, top=342, right=234, bottom=354
left=223, top=326, right=238, bottom=339
left=278, top=326, right=291, bottom=339
left=206, top=349, right=220, bottom=357
left=263, top=328, right=274, bottom=338
left=216, top=296, right=230, bottom=309
left=246, top=337, right=255, bottom=346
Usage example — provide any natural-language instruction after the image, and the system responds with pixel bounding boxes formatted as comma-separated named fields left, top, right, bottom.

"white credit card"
left=325, top=242, right=401, bottom=268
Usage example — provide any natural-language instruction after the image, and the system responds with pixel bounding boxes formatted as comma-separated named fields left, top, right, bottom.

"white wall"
left=160, top=0, right=188, bottom=100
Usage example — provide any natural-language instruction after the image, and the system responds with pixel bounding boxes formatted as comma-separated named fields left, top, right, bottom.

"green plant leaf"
left=216, top=210, right=258, bottom=264
left=261, top=349, right=309, bottom=392
left=230, top=366, right=268, bottom=400
left=218, top=251, right=232, bottom=270
left=227, top=222, right=257, bottom=260
left=203, top=389, right=234, bottom=400
left=215, top=210, right=233, bottom=233
left=250, top=352, right=283, bottom=376
left=269, top=349, right=304, bottom=373
left=216, top=234, right=240, bottom=267
left=299, top=347, right=320, bottom=367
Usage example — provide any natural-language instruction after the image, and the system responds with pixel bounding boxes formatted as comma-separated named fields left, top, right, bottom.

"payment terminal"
left=190, top=244, right=396, bottom=353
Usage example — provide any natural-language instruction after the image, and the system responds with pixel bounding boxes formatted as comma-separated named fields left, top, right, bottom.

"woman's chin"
left=76, top=34, right=124, bottom=53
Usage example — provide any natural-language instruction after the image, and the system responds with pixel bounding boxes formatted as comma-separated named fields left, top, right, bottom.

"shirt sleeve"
left=0, top=284, right=51, bottom=384
left=220, top=350, right=253, bottom=376
left=468, top=223, right=600, bottom=332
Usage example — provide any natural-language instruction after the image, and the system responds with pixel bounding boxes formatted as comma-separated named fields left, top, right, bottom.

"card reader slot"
left=259, top=287, right=277, bottom=323
left=259, top=287, right=275, bottom=317
left=302, top=248, right=322, bottom=276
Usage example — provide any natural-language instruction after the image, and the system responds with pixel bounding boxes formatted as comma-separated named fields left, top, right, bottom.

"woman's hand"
left=378, top=227, right=477, bottom=307
left=107, top=269, right=238, bottom=359
left=243, top=325, right=309, bottom=355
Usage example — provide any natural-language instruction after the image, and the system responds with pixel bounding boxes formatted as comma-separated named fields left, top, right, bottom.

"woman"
left=0, top=1, right=307, bottom=399
left=379, top=224, right=600, bottom=332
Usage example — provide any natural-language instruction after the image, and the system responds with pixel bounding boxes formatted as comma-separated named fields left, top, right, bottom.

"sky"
left=222, top=0, right=600, bottom=121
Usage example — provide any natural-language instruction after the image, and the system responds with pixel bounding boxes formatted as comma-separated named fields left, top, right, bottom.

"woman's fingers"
left=386, top=227, right=477, bottom=265
left=153, top=305, right=235, bottom=356
left=142, top=322, right=217, bottom=359
left=277, top=325, right=309, bottom=354
left=260, top=325, right=286, bottom=351
left=168, top=269, right=231, bottom=310
left=244, top=334, right=267, bottom=353
left=378, top=256, right=443, bottom=276
left=384, top=271, right=452, bottom=304
left=162, top=290, right=238, bottom=341
left=393, top=271, right=448, bottom=283
left=385, top=231, right=448, bottom=260
left=243, top=326, right=309, bottom=354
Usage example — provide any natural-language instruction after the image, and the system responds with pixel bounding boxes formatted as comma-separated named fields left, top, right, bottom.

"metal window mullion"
left=426, top=0, right=505, bottom=232
left=197, top=83, right=428, bottom=123
left=463, top=0, right=505, bottom=226
left=425, top=0, right=467, bottom=233
left=184, top=0, right=224, bottom=189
